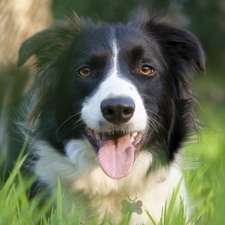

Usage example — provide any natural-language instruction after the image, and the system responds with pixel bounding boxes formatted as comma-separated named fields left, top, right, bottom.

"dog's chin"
left=86, top=127, right=147, bottom=179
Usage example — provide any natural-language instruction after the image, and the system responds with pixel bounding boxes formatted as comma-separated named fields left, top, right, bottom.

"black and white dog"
left=16, top=12, right=205, bottom=224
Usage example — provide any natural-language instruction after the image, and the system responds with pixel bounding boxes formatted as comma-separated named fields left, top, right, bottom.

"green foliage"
left=145, top=180, right=188, bottom=225
left=182, top=0, right=225, bottom=65
left=184, top=71, right=225, bottom=225
left=0, top=165, right=189, bottom=225
left=52, top=0, right=170, bottom=22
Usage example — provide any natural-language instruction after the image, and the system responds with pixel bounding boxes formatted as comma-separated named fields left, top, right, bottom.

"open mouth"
left=86, top=128, right=146, bottom=179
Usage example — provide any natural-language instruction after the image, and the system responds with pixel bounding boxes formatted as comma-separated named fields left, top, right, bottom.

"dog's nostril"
left=124, top=108, right=133, bottom=115
left=101, top=97, right=135, bottom=125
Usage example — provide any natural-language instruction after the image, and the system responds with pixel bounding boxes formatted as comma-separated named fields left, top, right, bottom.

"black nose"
left=101, top=97, right=135, bottom=125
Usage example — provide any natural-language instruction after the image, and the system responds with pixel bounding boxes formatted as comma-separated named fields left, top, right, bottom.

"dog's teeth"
left=132, top=132, right=138, bottom=137
left=131, top=137, right=135, bottom=143
left=95, top=133, right=101, bottom=141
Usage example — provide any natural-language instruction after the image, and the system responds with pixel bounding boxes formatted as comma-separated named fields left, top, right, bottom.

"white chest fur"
left=33, top=140, right=188, bottom=225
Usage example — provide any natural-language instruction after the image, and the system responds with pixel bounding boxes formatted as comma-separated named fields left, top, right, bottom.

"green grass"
left=184, top=71, right=225, bottom=225
left=0, top=161, right=188, bottom=225
left=1, top=71, right=225, bottom=224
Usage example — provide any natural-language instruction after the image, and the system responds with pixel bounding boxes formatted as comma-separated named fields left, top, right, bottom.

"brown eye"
left=78, top=67, right=91, bottom=77
left=140, top=65, right=155, bottom=76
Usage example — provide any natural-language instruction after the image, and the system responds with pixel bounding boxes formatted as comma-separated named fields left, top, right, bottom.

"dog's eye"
left=78, top=67, right=91, bottom=77
left=140, top=65, right=155, bottom=76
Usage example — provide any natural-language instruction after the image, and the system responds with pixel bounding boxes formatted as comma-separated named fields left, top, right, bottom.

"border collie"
left=16, top=12, right=205, bottom=224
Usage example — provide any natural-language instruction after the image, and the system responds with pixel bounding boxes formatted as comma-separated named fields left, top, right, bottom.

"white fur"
left=81, top=39, right=147, bottom=132
left=32, top=139, right=188, bottom=224
left=111, top=40, right=119, bottom=78
left=81, top=75, right=148, bottom=132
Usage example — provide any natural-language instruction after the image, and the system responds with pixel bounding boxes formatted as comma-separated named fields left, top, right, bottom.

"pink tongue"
left=97, top=134, right=135, bottom=179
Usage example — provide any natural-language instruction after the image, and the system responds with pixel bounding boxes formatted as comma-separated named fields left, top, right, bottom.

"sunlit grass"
left=184, top=128, right=225, bottom=225
left=0, top=160, right=189, bottom=225
left=185, top=71, right=225, bottom=225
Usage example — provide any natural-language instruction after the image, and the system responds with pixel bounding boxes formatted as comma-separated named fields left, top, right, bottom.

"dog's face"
left=18, top=14, right=205, bottom=179
left=78, top=28, right=162, bottom=178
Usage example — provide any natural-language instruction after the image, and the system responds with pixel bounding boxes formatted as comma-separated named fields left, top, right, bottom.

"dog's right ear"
left=17, top=14, right=87, bottom=67
left=17, top=29, right=52, bottom=67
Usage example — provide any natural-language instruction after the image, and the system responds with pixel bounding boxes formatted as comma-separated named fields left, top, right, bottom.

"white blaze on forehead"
left=111, top=40, right=119, bottom=77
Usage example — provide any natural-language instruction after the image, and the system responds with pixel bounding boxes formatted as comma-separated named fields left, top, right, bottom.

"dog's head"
left=18, top=13, right=205, bottom=179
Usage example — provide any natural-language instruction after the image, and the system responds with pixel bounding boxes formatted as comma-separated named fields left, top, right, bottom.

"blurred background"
left=53, top=0, right=225, bottom=69
left=0, top=0, right=224, bottom=224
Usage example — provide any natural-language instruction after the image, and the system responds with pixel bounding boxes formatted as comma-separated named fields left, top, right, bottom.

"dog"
left=16, top=12, right=205, bottom=224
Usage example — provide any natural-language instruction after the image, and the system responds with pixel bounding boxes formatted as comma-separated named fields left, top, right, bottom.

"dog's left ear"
left=141, top=16, right=205, bottom=73
left=140, top=16, right=206, bottom=161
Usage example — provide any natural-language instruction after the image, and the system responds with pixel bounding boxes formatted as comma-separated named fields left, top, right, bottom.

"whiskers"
left=146, top=109, right=168, bottom=135
left=71, top=117, right=86, bottom=137
left=140, top=94, right=167, bottom=134
left=54, top=111, right=83, bottom=137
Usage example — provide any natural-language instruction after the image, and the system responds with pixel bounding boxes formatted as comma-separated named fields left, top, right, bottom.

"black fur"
left=17, top=13, right=205, bottom=165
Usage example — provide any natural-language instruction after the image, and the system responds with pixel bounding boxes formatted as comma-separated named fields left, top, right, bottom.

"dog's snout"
left=101, top=97, right=135, bottom=125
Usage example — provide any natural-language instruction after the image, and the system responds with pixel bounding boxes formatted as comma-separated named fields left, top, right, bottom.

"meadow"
left=0, top=70, right=224, bottom=225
